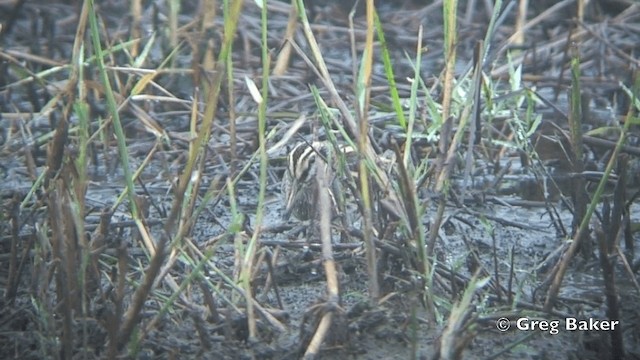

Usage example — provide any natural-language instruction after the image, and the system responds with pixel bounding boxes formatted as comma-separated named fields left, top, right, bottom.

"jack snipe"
left=281, top=141, right=332, bottom=221
left=281, top=139, right=401, bottom=244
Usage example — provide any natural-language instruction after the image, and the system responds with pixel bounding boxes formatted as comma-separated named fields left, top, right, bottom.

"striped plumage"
left=281, top=141, right=331, bottom=221
left=281, top=140, right=399, bottom=229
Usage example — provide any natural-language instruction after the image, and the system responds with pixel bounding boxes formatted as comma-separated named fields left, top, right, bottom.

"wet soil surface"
left=1, top=1, right=640, bottom=359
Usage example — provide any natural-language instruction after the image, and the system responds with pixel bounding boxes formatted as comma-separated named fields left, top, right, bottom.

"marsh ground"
left=1, top=1, right=640, bottom=359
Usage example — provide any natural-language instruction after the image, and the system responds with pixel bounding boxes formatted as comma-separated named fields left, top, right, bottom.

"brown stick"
left=595, top=226, right=624, bottom=360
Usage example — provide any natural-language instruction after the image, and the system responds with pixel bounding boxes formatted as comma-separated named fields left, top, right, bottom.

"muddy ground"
left=1, top=1, right=640, bottom=359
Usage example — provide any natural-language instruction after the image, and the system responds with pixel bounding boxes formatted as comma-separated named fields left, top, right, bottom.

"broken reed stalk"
left=609, top=156, right=631, bottom=254
left=440, top=0, right=457, bottom=128
left=513, top=0, right=528, bottom=47
left=567, top=43, right=588, bottom=257
left=168, top=0, right=179, bottom=49
left=48, top=185, right=74, bottom=360
left=595, top=226, right=624, bottom=359
left=303, top=138, right=341, bottom=357
left=304, top=313, right=334, bottom=359
left=105, top=236, right=128, bottom=359
left=273, top=3, right=297, bottom=75
left=130, top=0, right=142, bottom=57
